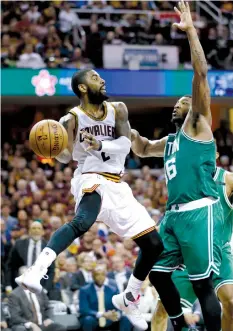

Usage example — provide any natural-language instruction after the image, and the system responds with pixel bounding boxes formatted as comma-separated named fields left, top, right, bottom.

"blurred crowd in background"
left=1, top=118, right=232, bottom=329
left=1, top=0, right=233, bottom=70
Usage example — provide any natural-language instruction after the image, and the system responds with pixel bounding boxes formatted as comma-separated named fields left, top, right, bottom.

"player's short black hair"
left=71, top=69, right=92, bottom=98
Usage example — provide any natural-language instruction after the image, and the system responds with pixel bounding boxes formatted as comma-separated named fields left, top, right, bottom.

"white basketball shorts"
left=71, top=173, right=155, bottom=239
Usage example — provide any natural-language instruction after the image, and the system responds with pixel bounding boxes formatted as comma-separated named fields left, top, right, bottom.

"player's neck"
left=80, top=100, right=103, bottom=115
left=175, top=123, right=182, bottom=132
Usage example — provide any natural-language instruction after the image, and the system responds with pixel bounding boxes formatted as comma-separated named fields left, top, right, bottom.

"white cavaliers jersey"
left=69, top=102, right=127, bottom=176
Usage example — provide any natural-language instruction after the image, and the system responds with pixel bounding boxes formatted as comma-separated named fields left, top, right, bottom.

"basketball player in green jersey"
left=151, top=165, right=233, bottom=331
left=131, top=2, right=224, bottom=330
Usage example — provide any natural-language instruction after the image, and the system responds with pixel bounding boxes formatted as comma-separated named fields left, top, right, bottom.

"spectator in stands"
left=1, top=304, right=11, bottom=331
left=1, top=44, right=18, bottom=68
left=79, top=231, right=96, bottom=253
left=139, top=278, right=158, bottom=326
left=75, top=254, right=94, bottom=289
left=66, top=47, right=94, bottom=69
left=6, top=221, right=55, bottom=293
left=224, top=46, right=233, bottom=70
left=214, top=120, right=233, bottom=163
left=8, top=267, right=66, bottom=331
left=1, top=218, right=12, bottom=289
left=50, top=217, right=62, bottom=234
left=105, top=231, right=123, bottom=257
left=79, top=265, right=131, bottom=331
left=59, top=257, right=80, bottom=292
left=152, top=33, right=167, bottom=45
left=58, top=2, right=80, bottom=39
left=1, top=204, right=18, bottom=234
left=86, top=23, right=103, bottom=68
left=26, top=4, right=41, bottom=23
left=108, top=255, right=131, bottom=292
left=1, top=34, right=11, bottom=56
left=91, top=238, right=106, bottom=260
left=17, top=44, right=45, bottom=69
left=104, top=31, right=125, bottom=45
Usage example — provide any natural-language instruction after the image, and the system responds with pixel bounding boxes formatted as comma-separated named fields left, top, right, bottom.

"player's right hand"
left=81, top=130, right=101, bottom=151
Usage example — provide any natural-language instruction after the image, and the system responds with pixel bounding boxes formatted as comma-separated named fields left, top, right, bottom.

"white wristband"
left=101, top=136, right=131, bottom=155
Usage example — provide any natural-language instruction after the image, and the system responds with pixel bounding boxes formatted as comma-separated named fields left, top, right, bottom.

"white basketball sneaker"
left=112, top=292, right=148, bottom=330
left=15, top=265, right=48, bottom=294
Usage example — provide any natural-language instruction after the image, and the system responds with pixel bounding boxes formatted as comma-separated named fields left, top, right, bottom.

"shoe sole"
left=112, top=296, right=148, bottom=331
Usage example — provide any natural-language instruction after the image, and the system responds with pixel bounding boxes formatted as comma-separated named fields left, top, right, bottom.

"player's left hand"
left=81, top=130, right=101, bottom=151
left=173, top=1, right=194, bottom=32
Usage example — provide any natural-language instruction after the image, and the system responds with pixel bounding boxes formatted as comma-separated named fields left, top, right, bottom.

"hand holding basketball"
left=29, top=120, right=68, bottom=158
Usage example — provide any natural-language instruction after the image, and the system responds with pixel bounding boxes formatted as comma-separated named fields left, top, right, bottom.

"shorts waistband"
left=170, top=197, right=219, bottom=212
left=82, top=172, right=121, bottom=183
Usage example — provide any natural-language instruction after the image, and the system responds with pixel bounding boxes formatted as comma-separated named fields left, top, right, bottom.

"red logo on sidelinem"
left=31, top=70, right=58, bottom=96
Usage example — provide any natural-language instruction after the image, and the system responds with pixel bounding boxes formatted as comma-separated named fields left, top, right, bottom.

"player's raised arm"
left=56, top=113, right=76, bottom=163
left=173, top=1, right=211, bottom=125
left=131, top=129, right=167, bottom=158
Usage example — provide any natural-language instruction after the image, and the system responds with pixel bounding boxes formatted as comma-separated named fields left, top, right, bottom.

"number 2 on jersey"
left=165, top=157, right=177, bottom=180
left=101, top=152, right=111, bottom=162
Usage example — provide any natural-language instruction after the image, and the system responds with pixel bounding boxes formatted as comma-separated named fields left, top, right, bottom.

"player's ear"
left=216, top=152, right=220, bottom=160
left=78, top=83, right=87, bottom=94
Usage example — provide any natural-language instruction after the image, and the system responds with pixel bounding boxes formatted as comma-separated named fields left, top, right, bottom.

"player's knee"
left=141, top=229, right=164, bottom=253
left=149, top=270, right=166, bottom=287
left=191, top=277, right=214, bottom=295
left=69, top=192, right=101, bottom=235
left=222, top=297, right=233, bottom=318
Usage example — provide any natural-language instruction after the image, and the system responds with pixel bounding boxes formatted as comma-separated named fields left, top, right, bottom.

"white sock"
left=125, top=274, right=143, bottom=299
left=34, top=248, right=57, bottom=269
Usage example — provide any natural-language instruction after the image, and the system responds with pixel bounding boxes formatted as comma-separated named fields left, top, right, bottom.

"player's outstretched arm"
left=173, top=1, right=211, bottom=126
left=56, top=113, right=76, bottom=163
left=131, top=129, right=167, bottom=158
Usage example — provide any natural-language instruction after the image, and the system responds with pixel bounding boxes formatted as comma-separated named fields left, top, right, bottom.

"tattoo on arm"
left=187, top=28, right=211, bottom=124
left=114, top=102, right=131, bottom=139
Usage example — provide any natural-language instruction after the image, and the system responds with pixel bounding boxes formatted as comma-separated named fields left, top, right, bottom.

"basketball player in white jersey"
left=16, top=69, right=164, bottom=330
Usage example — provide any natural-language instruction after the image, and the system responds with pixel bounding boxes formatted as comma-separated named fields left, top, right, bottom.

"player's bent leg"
left=112, top=230, right=163, bottom=330
left=217, top=284, right=233, bottom=331
left=15, top=192, right=101, bottom=293
left=191, top=275, right=221, bottom=331
left=151, top=300, right=168, bottom=331
left=149, top=271, right=186, bottom=331
left=133, top=229, right=164, bottom=281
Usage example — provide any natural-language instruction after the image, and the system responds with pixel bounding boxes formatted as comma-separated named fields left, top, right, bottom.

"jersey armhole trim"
left=223, top=172, right=233, bottom=209
left=213, top=167, right=220, bottom=181
left=68, top=110, right=78, bottom=140
left=181, top=128, right=214, bottom=144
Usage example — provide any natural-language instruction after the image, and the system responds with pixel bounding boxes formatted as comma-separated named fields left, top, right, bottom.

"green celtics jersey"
left=164, top=128, right=218, bottom=210
left=214, top=167, right=233, bottom=243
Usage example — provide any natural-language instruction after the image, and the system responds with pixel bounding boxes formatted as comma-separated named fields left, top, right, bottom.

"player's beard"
left=171, top=116, right=185, bottom=127
left=87, top=87, right=109, bottom=105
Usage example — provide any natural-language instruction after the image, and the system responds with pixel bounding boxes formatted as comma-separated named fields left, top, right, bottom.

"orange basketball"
left=29, top=120, right=68, bottom=158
